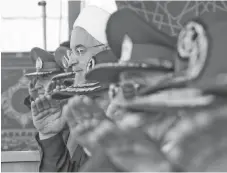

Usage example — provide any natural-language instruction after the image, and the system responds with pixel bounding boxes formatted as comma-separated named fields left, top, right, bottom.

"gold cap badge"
left=36, top=57, right=43, bottom=71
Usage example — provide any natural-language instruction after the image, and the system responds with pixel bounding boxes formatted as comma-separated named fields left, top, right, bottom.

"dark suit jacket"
left=35, top=129, right=122, bottom=172
left=36, top=129, right=89, bottom=172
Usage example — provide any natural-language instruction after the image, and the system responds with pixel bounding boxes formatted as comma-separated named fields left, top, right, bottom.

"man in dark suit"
left=23, top=46, right=88, bottom=172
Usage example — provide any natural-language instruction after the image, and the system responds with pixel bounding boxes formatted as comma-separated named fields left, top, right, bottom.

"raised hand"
left=69, top=118, right=102, bottom=153
left=63, top=95, right=106, bottom=130
left=31, top=94, right=67, bottom=139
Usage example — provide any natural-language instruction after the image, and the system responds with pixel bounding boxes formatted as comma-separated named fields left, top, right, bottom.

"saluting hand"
left=31, top=94, right=67, bottom=139
left=62, top=95, right=106, bottom=129
left=69, top=118, right=102, bottom=153
left=62, top=95, right=108, bottom=152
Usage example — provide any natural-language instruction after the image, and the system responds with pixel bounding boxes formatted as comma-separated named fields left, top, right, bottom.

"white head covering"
left=73, top=0, right=118, bottom=44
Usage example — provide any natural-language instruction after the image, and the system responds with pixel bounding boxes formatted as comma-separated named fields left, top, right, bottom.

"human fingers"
left=34, top=97, right=45, bottom=112
left=31, top=101, right=38, bottom=117
left=34, top=109, right=51, bottom=121
left=46, top=94, right=61, bottom=108
left=29, top=78, right=37, bottom=89
left=82, top=96, right=106, bottom=119
left=40, top=95, right=50, bottom=110
left=46, top=81, right=56, bottom=94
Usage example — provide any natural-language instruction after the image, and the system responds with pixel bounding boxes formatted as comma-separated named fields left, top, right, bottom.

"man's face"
left=106, top=69, right=181, bottom=142
left=106, top=69, right=167, bottom=121
left=69, top=27, right=107, bottom=85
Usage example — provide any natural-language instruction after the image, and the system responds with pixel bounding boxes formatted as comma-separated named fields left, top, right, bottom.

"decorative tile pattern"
left=116, top=1, right=227, bottom=36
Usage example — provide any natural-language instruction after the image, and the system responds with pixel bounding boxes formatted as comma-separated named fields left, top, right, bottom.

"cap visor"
left=86, top=62, right=173, bottom=83
left=141, top=72, right=227, bottom=96
left=139, top=71, right=190, bottom=95
left=51, top=84, right=108, bottom=100
left=24, top=71, right=53, bottom=78
left=51, top=72, right=76, bottom=80
left=125, top=89, right=219, bottom=112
